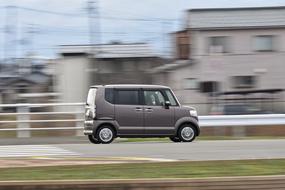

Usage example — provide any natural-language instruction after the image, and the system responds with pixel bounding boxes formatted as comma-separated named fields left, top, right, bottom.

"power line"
left=4, top=5, right=18, bottom=62
left=14, top=5, right=178, bottom=22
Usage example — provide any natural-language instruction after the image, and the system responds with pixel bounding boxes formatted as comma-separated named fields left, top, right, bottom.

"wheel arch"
left=175, top=117, right=200, bottom=136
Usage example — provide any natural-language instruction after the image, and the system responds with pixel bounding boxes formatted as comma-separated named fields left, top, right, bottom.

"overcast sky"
left=1, top=0, right=285, bottom=59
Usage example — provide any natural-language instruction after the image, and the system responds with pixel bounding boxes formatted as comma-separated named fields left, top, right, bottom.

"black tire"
left=88, top=134, right=101, bottom=144
left=96, top=125, right=115, bottom=144
left=169, top=136, right=181, bottom=142
left=177, top=124, right=197, bottom=142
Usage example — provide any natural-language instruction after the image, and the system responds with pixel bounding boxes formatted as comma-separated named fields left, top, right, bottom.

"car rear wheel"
left=169, top=136, right=181, bottom=142
left=178, top=124, right=197, bottom=142
left=96, top=126, right=115, bottom=144
left=88, top=134, right=101, bottom=144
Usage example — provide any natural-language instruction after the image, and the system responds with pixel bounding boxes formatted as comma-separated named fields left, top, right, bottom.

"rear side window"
left=105, top=88, right=114, bottom=104
left=115, top=90, right=139, bottom=105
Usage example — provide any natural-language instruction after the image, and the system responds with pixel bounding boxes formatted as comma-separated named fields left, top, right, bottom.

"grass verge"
left=0, top=159, right=285, bottom=181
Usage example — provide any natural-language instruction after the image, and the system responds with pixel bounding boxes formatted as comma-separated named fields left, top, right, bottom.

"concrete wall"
left=55, top=56, right=164, bottom=105
left=56, top=56, right=91, bottom=104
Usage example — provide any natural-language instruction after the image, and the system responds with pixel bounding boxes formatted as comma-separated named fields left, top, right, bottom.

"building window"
left=175, top=30, right=190, bottom=60
left=208, top=36, right=230, bottom=54
left=254, top=35, right=275, bottom=52
left=232, top=76, right=256, bottom=88
left=199, top=81, right=220, bottom=93
left=183, top=78, right=198, bottom=90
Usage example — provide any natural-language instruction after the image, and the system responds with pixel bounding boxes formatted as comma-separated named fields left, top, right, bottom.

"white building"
left=153, top=7, right=285, bottom=114
left=55, top=43, right=164, bottom=104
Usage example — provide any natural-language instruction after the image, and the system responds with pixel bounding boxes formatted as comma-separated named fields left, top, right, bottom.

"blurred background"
left=1, top=0, right=285, bottom=138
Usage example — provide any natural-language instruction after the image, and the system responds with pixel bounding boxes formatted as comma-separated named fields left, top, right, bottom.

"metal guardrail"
left=1, top=103, right=285, bottom=138
left=199, top=114, right=285, bottom=127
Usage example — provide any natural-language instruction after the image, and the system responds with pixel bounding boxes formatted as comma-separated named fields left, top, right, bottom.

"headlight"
left=189, top=110, right=198, bottom=117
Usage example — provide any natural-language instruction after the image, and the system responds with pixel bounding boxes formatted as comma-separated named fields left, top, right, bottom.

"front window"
left=144, top=90, right=165, bottom=106
left=165, top=89, right=178, bottom=106
left=86, top=88, right=97, bottom=107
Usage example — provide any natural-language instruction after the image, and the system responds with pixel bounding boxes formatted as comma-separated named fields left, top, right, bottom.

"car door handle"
left=135, top=107, right=143, bottom=111
left=145, top=108, right=153, bottom=112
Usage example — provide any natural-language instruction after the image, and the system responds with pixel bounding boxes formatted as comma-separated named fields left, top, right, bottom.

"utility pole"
left=87, top=0, right=101, bottom=84
left=161, top=21, right=172, bottom=58
left=4, top=5, right=18, bottom=64
left=26, top=24, right=38, bottom=56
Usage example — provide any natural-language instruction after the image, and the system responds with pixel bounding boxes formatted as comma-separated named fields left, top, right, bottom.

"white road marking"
left=0, top=145, right=79, bottom=157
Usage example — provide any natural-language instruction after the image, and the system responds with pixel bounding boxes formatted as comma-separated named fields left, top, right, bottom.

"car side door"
left=114, top=88, right=144, bottom=135
left=143, top=89, right=175, bottom=135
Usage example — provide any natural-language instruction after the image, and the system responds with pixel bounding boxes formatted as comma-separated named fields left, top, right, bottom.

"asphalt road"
left=0, top=139, right=285, bottom=161
left=56, top=139, right=285, bottom=161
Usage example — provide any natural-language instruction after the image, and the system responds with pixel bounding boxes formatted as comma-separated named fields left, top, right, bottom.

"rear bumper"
left=84, top=120, right=94, bottom=135
left=83, top=130, right=93, bottom=135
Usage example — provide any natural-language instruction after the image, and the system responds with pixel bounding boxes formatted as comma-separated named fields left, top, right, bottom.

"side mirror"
left=164, top=101, right=171, bottom=109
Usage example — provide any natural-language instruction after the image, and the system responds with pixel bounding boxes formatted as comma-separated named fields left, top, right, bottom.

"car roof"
left=90, top=84, right=170, bottom=89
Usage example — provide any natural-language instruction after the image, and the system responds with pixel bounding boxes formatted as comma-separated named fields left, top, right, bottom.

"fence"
left=1, top=103, right=285, bottom=138
left=0, top=103, right=85, bottom=138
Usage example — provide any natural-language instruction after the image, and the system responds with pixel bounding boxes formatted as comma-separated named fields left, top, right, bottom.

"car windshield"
left=86, top=88, right=97, bottom=107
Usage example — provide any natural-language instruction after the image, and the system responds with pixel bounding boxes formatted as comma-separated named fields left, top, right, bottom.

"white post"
left=76, top=106, right=84, bottom=136
left=16, top=106, right=31, bottom=138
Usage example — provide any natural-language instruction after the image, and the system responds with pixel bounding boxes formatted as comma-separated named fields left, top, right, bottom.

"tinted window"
left=144, top=90, right=165, bottom=106
left=115, top=90, right=139, bottom=105
left=165, top=89, right=178, bottom=106
left=105, top=88, right=114, bottom=104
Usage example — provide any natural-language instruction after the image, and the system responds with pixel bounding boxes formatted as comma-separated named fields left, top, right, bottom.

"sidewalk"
left=0, top=136, right=88, bottom=146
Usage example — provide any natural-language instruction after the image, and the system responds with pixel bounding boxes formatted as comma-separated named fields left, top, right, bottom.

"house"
left=0, top=58, right=55, bottom=106
left=56, top=42, right=166, bottom=104
left=153, top=6, right=285, bottom=114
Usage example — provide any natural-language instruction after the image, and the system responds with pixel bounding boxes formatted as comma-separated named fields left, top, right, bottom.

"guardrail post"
left=16, top=105, right=31, bottom=138
left=76, top=106, right=84, bottom=136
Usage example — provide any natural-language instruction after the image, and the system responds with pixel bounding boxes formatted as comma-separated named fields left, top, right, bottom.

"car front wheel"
left=178, top=124, right=197, bottom=142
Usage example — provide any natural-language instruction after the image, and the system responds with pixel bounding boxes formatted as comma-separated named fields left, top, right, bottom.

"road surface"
left=0, top=139, right=285, bottom=161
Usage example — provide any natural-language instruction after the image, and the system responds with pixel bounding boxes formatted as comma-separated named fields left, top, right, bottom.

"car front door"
left=143, top=89, right=175, bottom=135
left=114, top=89, right=144, bottom=135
